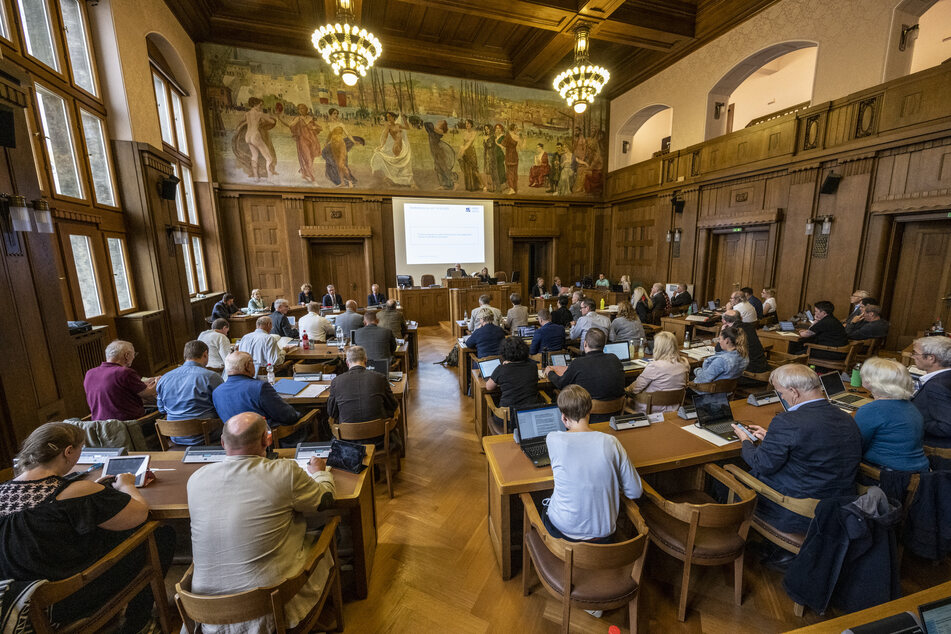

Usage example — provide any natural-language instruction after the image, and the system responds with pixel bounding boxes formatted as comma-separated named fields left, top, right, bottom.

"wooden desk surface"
left=758, top=328, right=804, bottom=352
left=286, top=341, right=408, bottom=360
left=276, top=375, right=407, bottom=405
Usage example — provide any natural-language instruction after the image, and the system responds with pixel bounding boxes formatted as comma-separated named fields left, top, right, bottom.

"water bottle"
left=637, top=337, right=645, bottom=358
left=599, top=297, right=605, bottom=309
left=548, top=303, right=552, bottom=313
left=683, top=331, right=690, bottom=350
left=335, top=325, right=343, bottom=343
left=463, top=310, right=468, bottom=322
left=301, top=332, right=309, bottom=351
left=850, top=363, right=862, bottom=388
left=266, top=363, right=275, bottom=385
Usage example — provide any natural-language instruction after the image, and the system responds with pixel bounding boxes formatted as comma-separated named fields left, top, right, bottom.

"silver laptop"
left=819, top=372, right=873, bottom=409
left=604, top=341, right=638, bottom=370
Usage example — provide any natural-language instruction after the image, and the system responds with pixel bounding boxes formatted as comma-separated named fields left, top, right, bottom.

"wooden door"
left=512, top=239, right=553, bottom=300
left=888, top=220, right=951, bottom=351
left=711, top=230, right=769, bottom=305
left=309, top=241, right=367, bottom=303
left=241, top=197, right=289, bottom=302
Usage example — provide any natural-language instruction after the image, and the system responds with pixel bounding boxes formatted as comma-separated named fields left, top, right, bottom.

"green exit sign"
left=733, top=227, right=743, bottom=232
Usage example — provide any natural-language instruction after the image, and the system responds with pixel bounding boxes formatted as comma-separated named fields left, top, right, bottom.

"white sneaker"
left=584, top=609, right=603, bottom=618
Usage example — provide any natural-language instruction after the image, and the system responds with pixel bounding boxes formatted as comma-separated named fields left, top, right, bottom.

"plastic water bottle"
left=850, top=363, right=862, bottom=388
left=683, top=331, right=690, bottom=350
left=463, top=310, right=468, bottom=322
left=600, top=297, right=605, bottom=309
left=266, top=363, right=275, bottom=384
left=335, top=325, right=343, bottom=343
left=301, top=332, right=309, bottom=351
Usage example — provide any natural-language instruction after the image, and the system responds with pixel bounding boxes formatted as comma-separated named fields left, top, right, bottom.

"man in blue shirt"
left=156, top=340, right=224, bottom=445
left=742, top=286, right=764, bottom=319
left=213, top=351, right=304, bottom=448
left=464, top=310, right=505, bottom=359
left=530, top=309, right=566, bottom=355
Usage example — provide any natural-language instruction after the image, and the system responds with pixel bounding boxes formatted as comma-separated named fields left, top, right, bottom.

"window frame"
left=0, top=0, right=13, bottom=44
left=78, top=107, right=120, bottom=210
left=58, top=227, right=105, bottom=322
left=189, top=233, right=208, bottom=294
left=57, top=0, right=100, bottom=99
left=32, top=80, right=86, bottom=204
left=15, top=0, right=65, bottom=74
left=104, top=233, right=138, bottom=315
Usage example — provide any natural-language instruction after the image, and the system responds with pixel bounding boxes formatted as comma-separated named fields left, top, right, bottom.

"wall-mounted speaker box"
left=160, top=175, right=181, bottom=200
left=819, top=172, right=842, bottom=194
left=0, top=107, right=15, bottom=148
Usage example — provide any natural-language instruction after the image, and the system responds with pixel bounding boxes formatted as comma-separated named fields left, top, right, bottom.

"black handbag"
left=327, top=438, right=367, bottom=473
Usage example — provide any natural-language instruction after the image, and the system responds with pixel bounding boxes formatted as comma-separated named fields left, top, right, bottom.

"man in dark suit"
left=270, top=298, right=298, bottom=338
left=465, top=310, right=505, bottom=359
left=846, top=304, right=889, bottom=340
left=544, top=329, right=624, bottom=421
left=732, top=364, right=861, bottom=535
left=844, top=290, right=870, bottom=323
left=742, top=286, right=763, bottom=319
left=327, top=346, right=398, bottom=426
left=551, top=295, right=573, bottom=327
left=335, top=300, right=364, bottom=337
left=322, top=284, right=344, bottom=310
left=650, top=283, right=670, bottom=322
left=367, top=284, right=387, bottom=307
left=670, top=283, right=692, bottom=309
left=911, top=336, right=951, bottom=448
left=799, top=300, right=848, bottom=360
left=377, top=299, right=406, bottom=339
left=529, top=309, right=566, bottom=355
left=211, top=293, right=239, bottom=321
left=446, top=263, right=467, bottom=277
left=530, top=277, right=547, bottom=298
left=719, top=310, right=769, bottom=374
left=352, top=310, right=397, bottom=364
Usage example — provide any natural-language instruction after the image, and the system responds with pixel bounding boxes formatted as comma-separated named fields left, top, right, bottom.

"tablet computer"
left=102, top=455, right=150, bottom=487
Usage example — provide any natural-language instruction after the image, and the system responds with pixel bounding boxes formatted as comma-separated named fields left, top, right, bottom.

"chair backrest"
left=293, top=361, right=336, bottom=375
left=332, top=417, right=393, bottom=443
left=634, top=388, right=685, bottom=414
left=494, top=271, right=507, bottom=282
left=924, top=445, right=951, bottom=459
left=690, top=378, right=738, bottom=397
left=421, top=274, right=436, bottom=286
left=155, top=419, right=221, bottom=451
left=688, top=464, right=756, bottom=530
left=590, top=396, right=626, bottom=415
left=271, top=410, right=319, bottom=447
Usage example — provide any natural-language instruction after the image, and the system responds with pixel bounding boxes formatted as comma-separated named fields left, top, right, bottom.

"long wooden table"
left=286, top=341, right=410, bottom=373
left=758, top=328, right=804, bottom=353
left=483, top=399, right=781, bottom=579
left=227, top=306, right=308, bottom=338
left=661, top=314, right=722, bottom=344
left=73, top=448, right=377, bottom=599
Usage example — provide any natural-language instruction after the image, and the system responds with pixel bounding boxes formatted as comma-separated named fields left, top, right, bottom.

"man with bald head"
left=84, top=339, right=157, bottom=420
left=188, top=412, right=336, bottom=631
left=237, top=315, right=286, bottom=372
left=335, top=300, right=364, bottom=337
left=212, top=351, right=303, bottom=447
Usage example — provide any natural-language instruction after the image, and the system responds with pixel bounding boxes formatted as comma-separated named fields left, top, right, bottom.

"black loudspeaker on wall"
left=159, top=175, right=181, bottom=200
left=819, top=172, right=842, bottom=194
left=0, top=107, right=15, bottom=148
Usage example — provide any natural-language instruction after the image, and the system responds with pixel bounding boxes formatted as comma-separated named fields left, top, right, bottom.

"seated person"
left=504, top=293, right=529, bottom=331
left=631, top=287, right=652, bottom=324
left=367, top=283, right=387, bottom=307
left=465, top=310, right=506, bottom=359
left=798, top=300, right=849, bottom=359
left=626, top=331, right=689, bottom=413
left=530, top=277, right=547, bottom=298
left=911, top=336, right=951, bottom=448
left=855, top=358, right=929, bottom=472
left=298, top=302, right=335, bottom=343
left=475, top=266, right=491, bottom=283
left=468, top=294, right=502, bottom=332
left=298, top=283, right=315, bottom=306
left=726, top=290, right=756, bottom=323
left=545, top=329, right=625, bottom=420
left=335, top=300, right=365, bottom=336
left=378, top=299, right=407, bottom=339
left=742, top=286, right=763, bottom=319
left=247, top=288, right=266, bottom=312
left=693, top=326, right=749, bottom=383
left=845, top=296, right=878, bottom=328
left=321, top=284, right=344, bottom=310
left=213, top=351, right=303, bottom=448
left=846, top=304, right=889, bottom=340
left=569, top=298, right=610, bottom=342
left=211, top=293, right=240, bottom=321
left=719, top=310, right=768, bottom=374
left=237, top=316, right=286, bottom=371
left=486, top=337, right=540, bottom=419
left=156, top=340, right=224, bottom=445
left=352, top=310, right=397, bottom=364
left=595, top=273, right=611, bottom=288
left=529, top=309, right=566, bottom=355
left=198, top=318, right=232, bottom=372
left=0, top=422, right=174, bottom=631
left=447, top=263, right=468, bottom=277
left=270, top=298, right=299, bottom=338
left=761, top=287, right=777, bottom=315
left=544, top=385, right=643, bottom=542
left=84, top=340, right=156, bottom=421
left=550, top=295, right=573, bottom=327
left=650, top=282, right=671, bottom=321
left=670, top=283, right=692, bottom=309
left=731, top=364, right=861, bottom=534
left=609, top=301, right=645, bottom=343
left=188, top=412, right=335, bottom=632
left=569, top=290, right=585, bottom=322
left=619, top=275, right=631, bottom=294
left=845, top=290, right=871, bottom=323
left=550, top=276, right=566, bottom=297
left=327, top=346, right=398, bottom=447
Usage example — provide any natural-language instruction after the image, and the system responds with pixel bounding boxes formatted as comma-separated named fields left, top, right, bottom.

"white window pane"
left=192, top=236, right=207, bottom=292
left=80, top=110, right=116, bottom=206
left=170, top=163, right=185, bottom=222
left=35, top=84, right=83, bottom=199
left=107, top=237, right=133, bottom=311
left=18, top=0, right=59, bottom=70
left=0, top=1, right=11, bottom=40
left=181, top=240, right=195, bottom=294
left=60, top=0, right=96, bottom=95
left=69, top=234, right=102, bottom=318
left=170, top=91, right=188, bottom=154
left=181, top=164, right=198, bottom=225
left=152, top=74, right=174, bottom=146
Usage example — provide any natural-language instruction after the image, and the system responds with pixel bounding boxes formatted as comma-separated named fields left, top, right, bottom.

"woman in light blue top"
left=855, top=357, right=929, bottom=472
left=247, top=288, right=266, bottom=312
left=693, top=326, right=749, bottom=383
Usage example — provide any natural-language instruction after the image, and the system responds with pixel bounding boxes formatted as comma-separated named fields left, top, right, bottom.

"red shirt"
left=83, top=362, right=146, bottom=421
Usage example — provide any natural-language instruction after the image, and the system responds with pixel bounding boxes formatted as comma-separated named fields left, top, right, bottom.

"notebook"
left=819, top=372, right=873, bottom=409
left=273, top=379, right=310, bottom=396
left=692, top=392, right=740, bottom=441
left=513, top=405, right=566, bottom=467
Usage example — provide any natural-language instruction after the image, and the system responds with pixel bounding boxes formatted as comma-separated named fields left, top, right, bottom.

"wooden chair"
left=155, top=418, right=223, bottom=451
left=688, top=378, right=738, bottom=399
left=857, top=461, right=920, bottom=565
left=642, top=324, right=662, bottom=336
left=330, top=410, right=400, bottom=498
left=855, top=337, right=886, bottom=362
left=590, top=396, right=626, bottom=420
left=520, top=494, right=650, bottom=633
left=639, top=464, right=757, bottom=620
left=625, top=388, right=686, bottom=415
left=175, top=516, right=343, bottom=634
left=924, top=445, right=951, bottom=459
left=804, top=341, right=862, bottom=373
left=29, top=521, right=173, bottom=634
left=271, top=410, right=320, bottom=449
left=755, top=314, right=778, bottom=328
left=292, top=361, right=337, bottom=375
left=493, top=271, right=507, bottom=282
left=420, top=274, right=436, bottom=286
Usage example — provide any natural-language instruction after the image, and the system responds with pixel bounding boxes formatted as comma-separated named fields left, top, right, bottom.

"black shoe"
left=760, top=548, right=796, bottom=572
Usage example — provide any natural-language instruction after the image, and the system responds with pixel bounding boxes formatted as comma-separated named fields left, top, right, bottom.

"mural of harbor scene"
left=201, top=44, right=606, bottom=196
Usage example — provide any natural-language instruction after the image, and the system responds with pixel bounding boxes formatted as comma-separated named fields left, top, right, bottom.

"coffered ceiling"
left=164, top=0, right=782, bottom=97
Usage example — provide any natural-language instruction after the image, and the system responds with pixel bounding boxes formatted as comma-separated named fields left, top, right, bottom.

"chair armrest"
left=704, top=463, right=756, bottom=502
left=804, top=342, right=856, bottom=352
left=537, top=391, right=551, bottom=404
left=484, top=394, right=508, bottom=419
left=858, top=462, right=882, bottom=481
left=519, top=492, right=547, bottom=535
left=622, top=498, right=650, bottom=536
left=136, top=410, right=161, bottom=425
left=723, top=464, right=818, bottom=518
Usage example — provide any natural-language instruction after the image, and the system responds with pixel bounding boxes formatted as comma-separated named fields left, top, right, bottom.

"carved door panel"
left=711, top=230, right=769, bottom=306
left=889, top=220, right=951, bottom=351
left=241, top=197, right=289, bottom=303
left=309, top=241, right=367, bottom=303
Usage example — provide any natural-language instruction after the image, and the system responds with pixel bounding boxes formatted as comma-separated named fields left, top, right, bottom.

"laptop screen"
left=805, top=309, right=814, bottom=322
left=517, top=326, right=537, bottom=338
left=692, top=392, right=734, bottom=425
left=603, top=342, right=630, bottom=361
left=479, top=358, right=501, bottom=377
left=779, top=320, right=794, bottom=331
left=819, top=372, right=847, bottom=399
left=690, top=302, right=699, bottom=313
left=515, top=405, right=566, bottom=441
left=368, top=358, right=389, bottom=376
left=919, top=596, right=951, bottom=634
left=549, top=353, right=570, bottom=366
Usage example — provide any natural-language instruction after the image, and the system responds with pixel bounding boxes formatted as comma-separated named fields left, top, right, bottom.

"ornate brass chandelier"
left=312, top=0, right=381, bottom=86
left=553, top=25, right=610, bottom=114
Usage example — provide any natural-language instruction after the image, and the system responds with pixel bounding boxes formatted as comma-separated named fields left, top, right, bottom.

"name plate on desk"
left=77, top=447, right=126, bottom=464
left=677, top=404, right=697, bottom=420
left=182, top=446, right=228, bottom=463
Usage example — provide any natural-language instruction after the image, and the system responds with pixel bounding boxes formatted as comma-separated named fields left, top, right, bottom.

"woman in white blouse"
left=625, top=331, right=690, bottom=412
left=761, top=287, right=777, bottom=315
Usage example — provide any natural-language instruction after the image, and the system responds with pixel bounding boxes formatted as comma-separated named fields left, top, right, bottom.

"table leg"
left=347, top=469, right=377, bottom=599
left=487, top=462, right=512, bottom=579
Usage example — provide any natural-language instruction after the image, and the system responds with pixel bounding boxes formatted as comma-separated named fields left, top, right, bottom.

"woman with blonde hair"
left=631, top=286, right=653, bottom=323
left=626, top=331, right=689, bottom=412
left=609, top=301, right=645, bottom=342
left=855, top=357, right=929, bottom=471
left=693, top=326, right=749, bottom=382
left=298, top=283, right=315, bottom=306
left=620, top=275, right=631, bottom=294
left=761, top=287, right=777, bottom=315
left=247, top=288, right=265, bottom=312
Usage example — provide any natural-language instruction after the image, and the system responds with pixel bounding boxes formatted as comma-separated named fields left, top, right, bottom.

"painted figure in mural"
left=458, top=119, right=484, bottom=192
left=583, top=130, right=605, bottom=194
left=500, top=124, right=521, bottom=194
left=482, top=124, right=501, bottom=192
left=557, top=144, right=583, bottom=196
left=371, top=112, right=415, bottom=187
left=528, top=143, right=550, bottom=188
left=547, top=142, right=563, bottom=193
left=242, top=97, right=278, bottom=179
left=322, top=108, right=364, bottom=187
left=572, top=126, right=589, bottom=193
left=277, top=103, right=322, bottom=183
left=424, top=120, right=456, bottom=190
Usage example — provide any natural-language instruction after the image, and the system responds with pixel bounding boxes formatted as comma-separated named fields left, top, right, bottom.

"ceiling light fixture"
left=312, top=0, right=381, bottom=87
left=554, top=25, right=610, bottom=114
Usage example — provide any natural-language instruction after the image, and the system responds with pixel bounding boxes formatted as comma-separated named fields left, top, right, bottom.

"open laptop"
left=779, top=320, right=795, bottom=331
left=478, top=357, right=501, bottom=378
left=692, top=392, right=740, bottom=441
left=368, top=358, right=402, bottom=381
left=546, top=351, right=571, bottom=367
left=513, top=404, right=566, bottom=467
left=919, top=596, right=951, bottom=634
left=603, top=341, right=639, bottom=370
left=805, top=309, right=815, bottom=322
left=819, top=372, right=873, bottom=409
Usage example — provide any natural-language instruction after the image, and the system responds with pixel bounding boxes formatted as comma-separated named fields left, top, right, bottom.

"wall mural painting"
left=200, top=44, right=607, bottom=197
